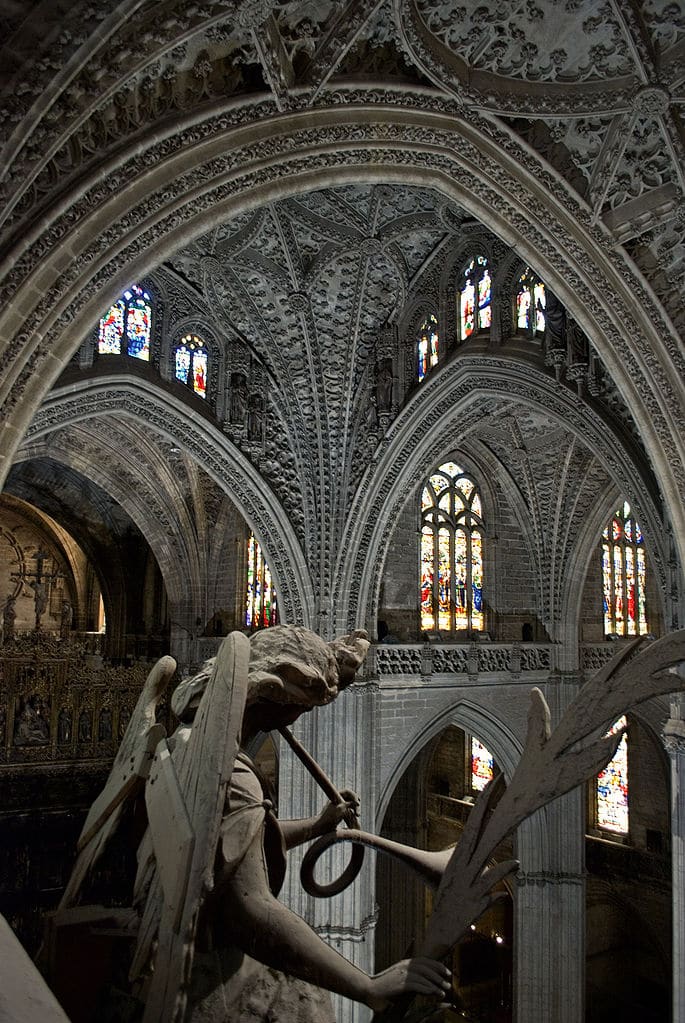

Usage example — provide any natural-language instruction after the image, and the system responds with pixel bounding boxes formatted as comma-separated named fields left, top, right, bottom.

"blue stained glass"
left=175, top=346, right=191, bottom=384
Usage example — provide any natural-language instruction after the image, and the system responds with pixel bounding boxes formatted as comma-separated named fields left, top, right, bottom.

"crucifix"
left=11, top=549, right=64, bottom=632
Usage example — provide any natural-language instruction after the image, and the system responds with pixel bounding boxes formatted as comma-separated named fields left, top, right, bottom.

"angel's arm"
left=215, top=825, right=450, bottom=1011
left=279, top=789, right=359, bottom=850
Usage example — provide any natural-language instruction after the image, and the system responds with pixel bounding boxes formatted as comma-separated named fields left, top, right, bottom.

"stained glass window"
left=515, top=269, right=546, bottom=334
left=471, top=736, right=494, bottom=792
left=459, top=257, right=492, bottom=340
left=420, top=462, right=485, bottom=633
left=601, top=501, right=648, bottom=636
left=246, top=532, right=278, bottom=629
left=596, top=716, right=629, bottom=833
left=174, top=334, right=208, bottom=399
left=98, top=285, right=152, bottom=361
left=417, top=314, right=439, bottom=382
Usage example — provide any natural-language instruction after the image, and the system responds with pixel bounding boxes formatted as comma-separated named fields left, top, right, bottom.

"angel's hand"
left=365, top=957, right=452, bottom=1012
left=314, top=788, right=360, bottom=835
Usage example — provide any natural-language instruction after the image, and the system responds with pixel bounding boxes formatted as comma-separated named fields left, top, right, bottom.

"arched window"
left=98, top=284, right=152, bottom=361
left=174, top=334, right=208, bottom=399
left=595, top=716, right=629, bottom=834
left=515, top=269, right=546, bottom=334
left=420, top=461, right=484, bottom=633
left=601, top=501, right=648, bottom=636
left=245, top=532, right=278, bottom=629
left=459, top=256, right=491, bottom=340
left=417, top=314, right=439, bottom=382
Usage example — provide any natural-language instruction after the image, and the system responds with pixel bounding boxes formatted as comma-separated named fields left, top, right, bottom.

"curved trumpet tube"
left=301, top=828, right=452, bottom=897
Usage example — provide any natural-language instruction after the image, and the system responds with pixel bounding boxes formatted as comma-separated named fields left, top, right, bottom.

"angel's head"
left=171, top=626, right=369, bottom=729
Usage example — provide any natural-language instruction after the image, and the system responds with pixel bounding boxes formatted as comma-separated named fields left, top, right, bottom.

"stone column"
left=663, top=707, right=685, bottom=1023
left=514, top=671, right=585, bottom=1023
left=514, top=788, right=585, bottom=1023
left=279, top=678, right=380, bottom=1023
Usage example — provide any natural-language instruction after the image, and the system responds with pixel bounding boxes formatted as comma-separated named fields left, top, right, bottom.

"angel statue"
left=49, top=626, right=451, bottom=1023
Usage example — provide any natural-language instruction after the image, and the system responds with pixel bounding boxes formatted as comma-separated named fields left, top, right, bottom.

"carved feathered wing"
left=131, top=632, right=251, bottom=1023
left=57, top=655, right=177, bottom=912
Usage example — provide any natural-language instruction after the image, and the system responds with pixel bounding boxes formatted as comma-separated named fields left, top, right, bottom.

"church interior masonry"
left=1, top=2, right=684, bottom=1021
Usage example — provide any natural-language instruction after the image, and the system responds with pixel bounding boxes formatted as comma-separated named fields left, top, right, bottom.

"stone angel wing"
left=130, top=631, right=251, bottom=1023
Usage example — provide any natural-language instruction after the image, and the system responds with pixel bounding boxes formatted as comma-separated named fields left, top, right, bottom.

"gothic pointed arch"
left=1, top=116, right=683, bottom=569
left=336, top=355, right=667, bottom=634
left=19, top=376, right=313, bottom=628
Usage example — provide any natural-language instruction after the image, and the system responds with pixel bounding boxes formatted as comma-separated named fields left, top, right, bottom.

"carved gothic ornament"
left=0, top=2, right=684, bottom=601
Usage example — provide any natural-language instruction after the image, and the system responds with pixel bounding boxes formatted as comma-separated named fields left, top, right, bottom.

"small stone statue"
left=78, top=710, right=92, bottom=742
left=376, top=356, right=393, bottom=412
left=57, top=708, right=72, bottom=745
left=98, top=707, right=113, bottom=742
left=229, top=372, right=248, bottom=425
left=60, top=600, right=73, bottom=639
left=2, top=596, right=16, bottom=641
left=247, top=392, right=264, bottom=442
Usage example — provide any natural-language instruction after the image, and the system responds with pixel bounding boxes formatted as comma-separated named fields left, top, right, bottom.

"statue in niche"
left=229, top=372, right=248, bottom=425
left=118, top=707, right=131, bottom=739
left=53, top=627, right=685, bottom=1023
left=13, top=695, right=50, bottom=746
left=78, top=709, right=92, bottom=742
left=57, top=708, right=72, bottom=745
left=543, top=288, right=566, bottom=351
left=247, top=392, right=264, bottom=443
left=60, top=600, right=73, bottom=639
left=376, top=356, right=393, bottom=412
left=2, top=595, right=16, bottom=641
left=98, top=707, right=113, bottom=742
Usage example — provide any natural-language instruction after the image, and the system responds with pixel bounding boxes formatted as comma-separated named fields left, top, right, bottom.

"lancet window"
left=420, top=462, right=485, bottom=633
left=601, top=502, right=647, bottom=636
left=174, top=334, right=208, bottom=399
left=417, top=314, right=439, bottom=382
left=98, top=284, right=152, bottom=361
left=459, top=256, right=491, bottom=340
left=515, top=269, right=546, bottom=334
left=245, top=532, right=278, bottom=629
left=595, top=716, right=629, bottom=834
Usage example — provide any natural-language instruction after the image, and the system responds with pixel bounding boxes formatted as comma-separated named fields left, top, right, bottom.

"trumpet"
left=279, top=726, right=451, bottom=897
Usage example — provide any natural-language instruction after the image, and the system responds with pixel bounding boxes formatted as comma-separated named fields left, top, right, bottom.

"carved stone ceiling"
left=165, top=184, right=460, bottom=541
left=1, top=0, right=683, bottom=334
